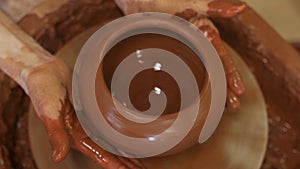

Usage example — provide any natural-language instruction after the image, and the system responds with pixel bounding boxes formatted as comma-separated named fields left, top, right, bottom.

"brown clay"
left=18, top=0, right=122, bottom=54
left=101, top=33, right=207, bottom=115
left=60, top=98, right=145, bottom=169
left=212, top=7, right=300, bottom=169
left=189, top=19, right=245, bottom=112
left=95, top=33, right=211, bottom=155
left=2, top=1, right=299, bottom=169
left=292, top=43, right=300, bottom=53
left=207, top=0, right=247, bottom=18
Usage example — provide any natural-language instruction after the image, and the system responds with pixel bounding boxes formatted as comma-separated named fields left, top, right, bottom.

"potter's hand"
left=0, top=11, right=144, bottom=169
left=62, top=93, right=144, bottom=169
left=27, top=59, right=144, bottom=169
left=114, top=0, right=247, bottom=17
left=114, top=0, right=247, bottom=112
left=23, top=58, right=144, bottom=169
left=189, top=16, right=245, bottom=112
left=2, top=38, right=145, bottom=169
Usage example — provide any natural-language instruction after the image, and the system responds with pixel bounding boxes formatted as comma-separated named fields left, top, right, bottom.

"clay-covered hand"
left=0, top=11, right=144, bottom=169
left=24, top=58, right=145, bottom=169
left=1, top=57, right=143, bottom=169
left=114, top=0, right=247, bottom=112
left=189, top=16, right=245, bottom=112
left=115, top=0, right=247, bottom=17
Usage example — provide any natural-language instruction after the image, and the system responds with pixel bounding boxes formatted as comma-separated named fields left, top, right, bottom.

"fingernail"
left=233, top=78, right=246, bottom=96
left=226, top=90, right=240, bottom=112
left=229, top=72, right=246, bottom=96
left=52, top=143, right=69, bottom=163
left=52, top=150, right=63, bottom=163
left=228, top=96, right=240, bottom=108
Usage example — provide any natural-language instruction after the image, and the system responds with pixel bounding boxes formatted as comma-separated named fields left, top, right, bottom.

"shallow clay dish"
left=28, top=27, right=268, bottom=169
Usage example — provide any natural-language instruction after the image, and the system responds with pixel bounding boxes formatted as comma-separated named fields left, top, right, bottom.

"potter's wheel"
left=28, top=27, right=268, bottom=169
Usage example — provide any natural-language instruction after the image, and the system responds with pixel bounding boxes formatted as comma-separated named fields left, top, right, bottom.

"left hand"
left=25, top=58, right=144, bottom=169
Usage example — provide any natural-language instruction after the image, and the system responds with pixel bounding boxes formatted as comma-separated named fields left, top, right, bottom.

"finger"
left=74, top=137, right=134, bottom=169
left=226, top=89, right=240, bottom=112
left=67, top=113, right=139, bottom=169
left=32, top=95, right=70, bottom=162
left=26, top=66, right=72, bottom=162
left=63, top=98, right=143, bottom=169
left=31, top=95, right=71, bottom=162
left=41, top=115, right=70, bottom=163
left=118, top=157, right=146, bottom=169
left=227, top=71, right=245, bottom=96
left=217, top=45, right=246, bottom=96
left=70, top=119, right=144, bottom=169
left=214, top=41, right=245, bottom=95
left=196, top=23, right=246, bottom=96
left=207, top=0, right=247, bottom=18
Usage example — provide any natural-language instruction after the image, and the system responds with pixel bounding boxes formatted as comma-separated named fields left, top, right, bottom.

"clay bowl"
left=28, top=24, right=268, bottom=169
left=1, top=0, right=298, bottom=168
left=74, top=15, right=221, bottom=157
left=93, top=52, right=211, bottom=156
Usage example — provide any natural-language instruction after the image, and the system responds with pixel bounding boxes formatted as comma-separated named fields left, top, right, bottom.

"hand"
left=189, top=16, right=246, bottom=112
left=114, top=0, right=247, bottom=112
left=26, top=58, right=144, bottom=169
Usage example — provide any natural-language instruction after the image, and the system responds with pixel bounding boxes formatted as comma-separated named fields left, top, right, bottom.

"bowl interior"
left=28, top=26, right=268, bottom=169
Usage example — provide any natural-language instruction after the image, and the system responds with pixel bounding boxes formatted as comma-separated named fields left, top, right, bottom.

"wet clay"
left=207, top=0, right=247, bottom=18
left=58, top=97, right=144, bottom=169
left=0, top=0, right=122, bottom=168
left=174, top=9, right=246, bottom=112
left=95, top=33, right=208, bottom=137
left=18, top=0, right=122, bottom=54
left=212, top=7, right=300, bottom=169
left=2, top=0, right=300, bottom=168
left=0, top=73, right=35, bottom=169
left=263, top=43, right=300, bottom=169
left=101, top=33, right=207, bottom=115
left=292, top=43, right=300, bottom=53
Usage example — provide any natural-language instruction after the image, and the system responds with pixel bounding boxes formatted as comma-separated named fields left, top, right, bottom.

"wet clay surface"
left=95, top=33, right=210, bottom=151
left=292, top=43, right=300, bottom=53
left=1, top=1, right=300, bottom=169
left=212, top=7, right=300, bottom=169
left=101, top=33, right=206, bottom=115
left=0, top=0, right=122, bottom=169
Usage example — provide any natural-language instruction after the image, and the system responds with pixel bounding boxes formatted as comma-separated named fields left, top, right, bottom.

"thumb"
left=32, top=97, right=71, bottom=163
left=41, top=114, right=71, bottom=163
left=27, top=75, right=71, bottom=162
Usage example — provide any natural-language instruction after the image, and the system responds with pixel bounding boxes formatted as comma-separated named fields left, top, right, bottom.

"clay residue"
left=18, top=0, right=122, bottom=54
left=1, top=1, right=300, bottom=169
left=262, top=106, right=300, bottom=169
left=0, top=72, right=35, bottom=169
left=292, top=43, right=300, bottom=53
left=207, top=0, right=247, bottom=18
left=212, top=7, right=300, bottom=169
left=97, top=33, right=207, bottom=138
left=1, top=0, right=122, bottom=168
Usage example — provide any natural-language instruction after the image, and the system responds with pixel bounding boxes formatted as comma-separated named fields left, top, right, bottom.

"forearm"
left=114, top=0, right=213, bottom=15
left=0, top=11, right=54, bottom=92
left=114, top=0, right=246, bottom=18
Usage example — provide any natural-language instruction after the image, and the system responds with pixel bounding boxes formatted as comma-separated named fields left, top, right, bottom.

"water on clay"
left=0, top=1, right=300, bottom=169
